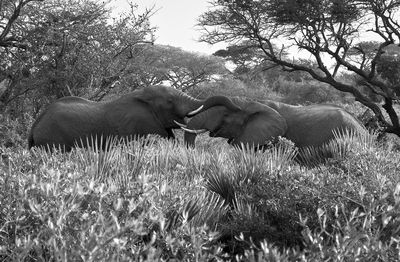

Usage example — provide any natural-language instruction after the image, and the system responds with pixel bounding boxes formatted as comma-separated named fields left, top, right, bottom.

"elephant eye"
left=167, top=98, right=174, bottom=105
left=166, top=98, right=174, bottom=108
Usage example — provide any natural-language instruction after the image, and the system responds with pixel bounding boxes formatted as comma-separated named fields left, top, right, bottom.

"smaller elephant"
left=182, top=96, right=367, bottom=149
left=29, top=85, right=207, bottom=151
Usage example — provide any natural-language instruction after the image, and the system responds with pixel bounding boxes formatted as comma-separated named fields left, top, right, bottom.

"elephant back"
left=281, top=104, right=365, bottom=148
left=30, top=97, right=108, bottom=149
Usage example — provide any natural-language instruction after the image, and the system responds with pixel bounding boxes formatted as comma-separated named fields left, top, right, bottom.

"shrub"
left=1, top=132, right=400, bottom=261
left=0, top=114, right=32, bottom=148
left=272, top=77, right=352, bottom=105
left=188, top=78, right=282, bottom=101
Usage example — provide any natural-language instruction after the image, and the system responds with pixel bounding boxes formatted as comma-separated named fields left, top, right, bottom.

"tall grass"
left=1, top=132, right=400, bottom=261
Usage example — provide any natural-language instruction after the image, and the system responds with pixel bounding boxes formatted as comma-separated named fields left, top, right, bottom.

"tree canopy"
left=199, top=0, right=400, bottom=136
left=0, top=0, right=226, bottom=118
left=119, top=44, right=228, bottom=92
left=0, top=0, right=156, bottom=113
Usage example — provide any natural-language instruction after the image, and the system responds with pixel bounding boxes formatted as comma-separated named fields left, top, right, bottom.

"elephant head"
left=183, top=97, right=288, bottom=148
left=131, top=85, right=202, bottom=131
left=28, top=85, right=230, bottom=151
left=183, top=96, right=367, bottom=149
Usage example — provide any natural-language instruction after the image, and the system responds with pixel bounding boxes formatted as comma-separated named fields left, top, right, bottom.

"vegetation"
left=0, top=0, right=226, bottom=117
left=1, top=131, right=400, bottom=261
left=199, top=0, right=400, bottom=137
left=2, top=0, right=400, bottom=260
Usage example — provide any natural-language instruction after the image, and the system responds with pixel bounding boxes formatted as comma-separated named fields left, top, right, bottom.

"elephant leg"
left=166, top=128, right=175, bottom=139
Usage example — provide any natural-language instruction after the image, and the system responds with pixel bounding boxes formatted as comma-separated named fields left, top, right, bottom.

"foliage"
left=189, top=75, right=354, bottom=106
left=2, top=2, right=400, bottom=259
left=121, top=44, right=228, bottom=91
left=0, top=0, right=227, bottom=122
left=376, top=45, right=400, bottom=95
left=213, top=42, right=281, bottom=84
left=273, top=77, right=352, bottom=105
left=1, top=129, right=400, bottom=261
left=213, top=43, right=319, bottom=90
left=188, top=77, right=282, bottom=101
left=0, top=0, right=155, bottom=116
left=0, top=114, right=32, bottom=148
left=198, top=0, right=400, bottom=137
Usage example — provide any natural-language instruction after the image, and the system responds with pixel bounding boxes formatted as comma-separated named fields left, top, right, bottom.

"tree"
left=214, top=42, right=267, bottom=75
left=119, top=44, right=228, bottom=91
left=154, top=45, right=228, bottom=91
left=213, top=42, right=315, bottom=84
left=376, top=44, right=400, bottom=94
left=0, top=0, right=155, bottom=114
left=198, top=0, right=400, bottom=136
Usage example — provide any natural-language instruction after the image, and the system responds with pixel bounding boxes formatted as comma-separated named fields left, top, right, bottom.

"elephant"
left=181, top=96, right=367, bottom=150
left=28, top=85, right=211, bottom=151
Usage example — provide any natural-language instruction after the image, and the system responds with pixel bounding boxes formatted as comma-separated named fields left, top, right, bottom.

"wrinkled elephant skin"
left=29, top=85, right=203, bottom=151
left=184, top=97, right=367, bottom=149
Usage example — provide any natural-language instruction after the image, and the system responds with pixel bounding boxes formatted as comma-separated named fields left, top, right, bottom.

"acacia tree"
left=214, top=42, right=271, bottom=75
left=213, top=42, right=314, bottom=84
left=154, top=45, right=228, bottom=91
left=119, top=44, right=228, bottom=91
left=199, top=0, right=400, bottom=136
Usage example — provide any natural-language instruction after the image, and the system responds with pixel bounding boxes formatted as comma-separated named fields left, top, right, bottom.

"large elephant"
left=28, top=85, right=210, bottom=151
left=182, top=96, right=367, bottom=149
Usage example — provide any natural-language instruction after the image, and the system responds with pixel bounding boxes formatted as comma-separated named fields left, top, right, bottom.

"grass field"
left=1, top=130, right=400, bottom=261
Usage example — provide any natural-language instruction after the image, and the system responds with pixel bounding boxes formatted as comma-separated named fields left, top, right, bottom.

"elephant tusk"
left=187, top=105, right=204, bottom=116
left=173, top=120, right=207, bottom=134
left=174, top=120, right=187, bottom=128
left=181, top=126, right=208, bottom=134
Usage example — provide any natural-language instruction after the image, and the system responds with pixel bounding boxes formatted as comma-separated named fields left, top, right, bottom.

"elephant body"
left=29, top=85, right=204, bottom=150
left=263, top=101, right=366, bottom=148
left=184, top=96, right=366, bottom=149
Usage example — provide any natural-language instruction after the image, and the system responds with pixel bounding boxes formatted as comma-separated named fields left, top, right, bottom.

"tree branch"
left=0, top=0, right=43, bottom=48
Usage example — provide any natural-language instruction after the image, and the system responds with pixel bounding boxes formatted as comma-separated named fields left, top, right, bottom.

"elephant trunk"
left=184, top=112, right=207, bottom=147
left=184, top=131, right=197, bottom=147
left=177, top=91, right=204, bottom=117
left=184, top=107, right=224, bottom=147
left=181, top=94, right=241, bottom=147
left=188, top=96, right=240, bottom=116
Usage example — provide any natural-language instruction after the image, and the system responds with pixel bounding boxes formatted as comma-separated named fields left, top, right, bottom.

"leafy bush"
left=188, top=78, right=282, bottom=101
left=1, top=132, right=400, bottom=261
left=273, top=77, right=353, bottom=105
left=0, top=114, right=33, bottom=148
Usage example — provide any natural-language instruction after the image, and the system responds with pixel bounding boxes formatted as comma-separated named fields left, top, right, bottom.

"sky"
left=111, top=0, right=227, bottom=55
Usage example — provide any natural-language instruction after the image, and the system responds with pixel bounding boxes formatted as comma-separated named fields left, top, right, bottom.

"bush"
left=0, top=114, right=32, bottom=148
left=272, top=77, right=352, bottom=105
left=188, top=77, right=282, bottom=101
left=1, top=132, right=400, bottom=261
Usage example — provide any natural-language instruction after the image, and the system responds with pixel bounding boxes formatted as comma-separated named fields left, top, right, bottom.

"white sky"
left=111, top=0, right=227, bottom=55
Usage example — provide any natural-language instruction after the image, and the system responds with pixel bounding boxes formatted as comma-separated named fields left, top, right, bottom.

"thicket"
left=1, top=132, right=400, bottom=261
left=2, top=1, right=400, bottom=260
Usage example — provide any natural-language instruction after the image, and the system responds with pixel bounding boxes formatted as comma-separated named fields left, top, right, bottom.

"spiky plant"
left=73, top=135, right=154, bottom=188
left=298, top=129, right=376, bottom=167
left=3, top=119, right=400, bottom=261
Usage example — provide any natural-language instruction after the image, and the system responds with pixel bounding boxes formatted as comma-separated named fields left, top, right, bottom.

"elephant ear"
left=234, top=109, right=287, bottom=147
